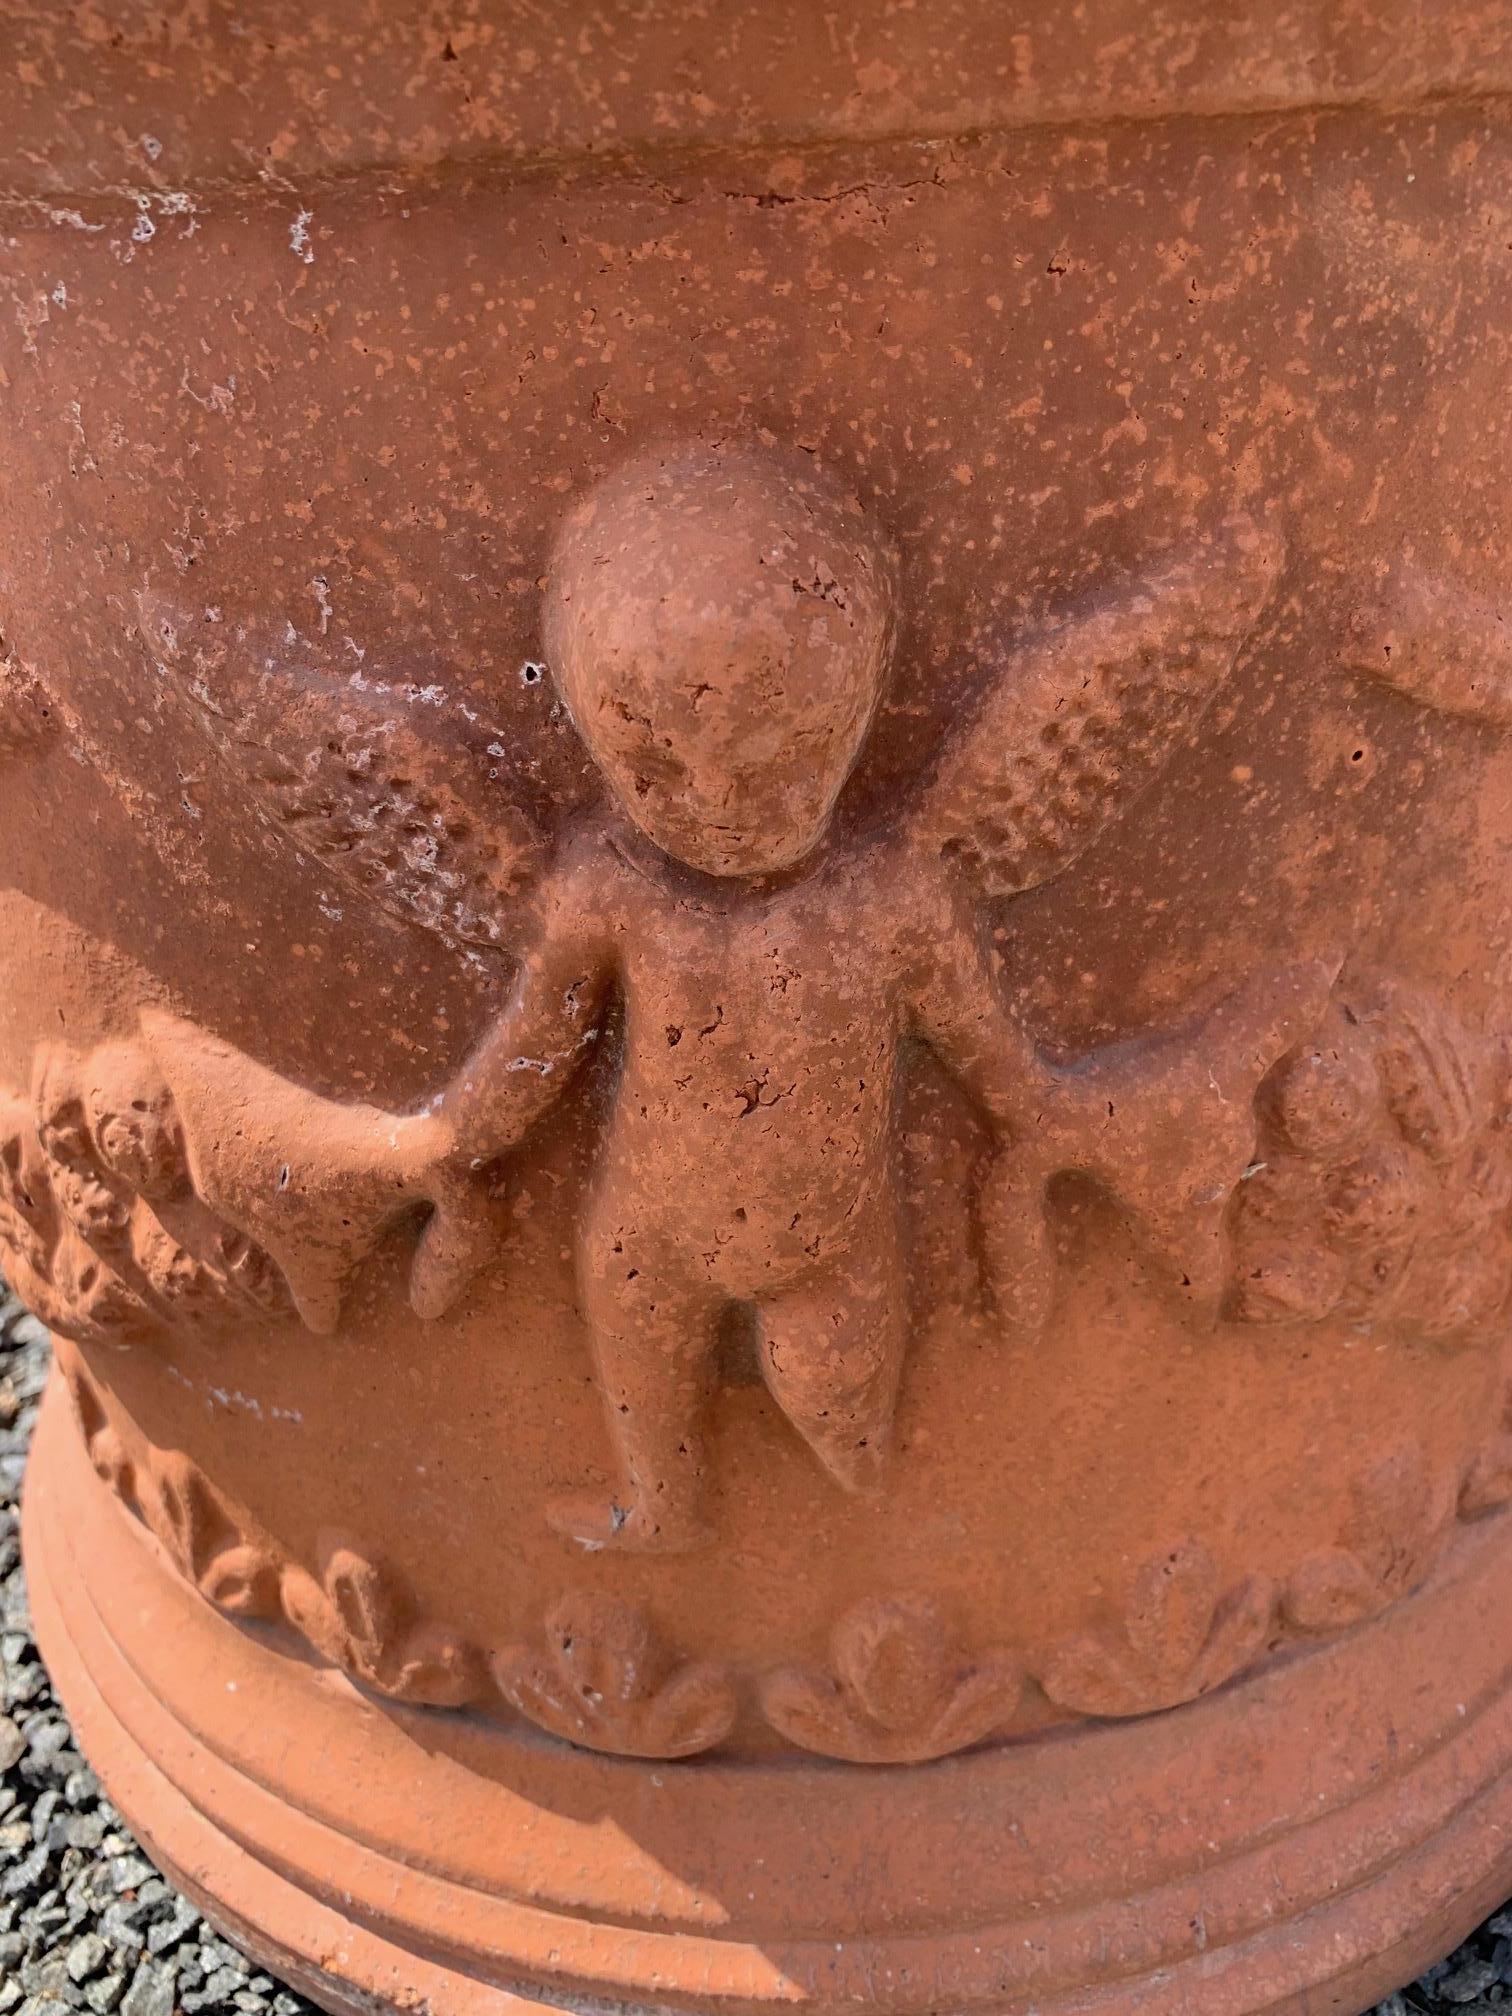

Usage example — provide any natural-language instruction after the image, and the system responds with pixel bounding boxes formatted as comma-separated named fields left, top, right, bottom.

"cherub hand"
left=406, top=1119, right=503, bottom=1322
left=139, top=1015, right=501, bottom=1335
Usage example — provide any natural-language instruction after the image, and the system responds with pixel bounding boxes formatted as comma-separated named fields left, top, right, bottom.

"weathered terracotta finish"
left=7, top=4, right=1512, bottom=2012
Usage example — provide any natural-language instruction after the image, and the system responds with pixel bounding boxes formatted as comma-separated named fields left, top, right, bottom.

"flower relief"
left=1230, top=982, right=1512, bottom=1342
left=760, top=1596, right=1024, bottom=1763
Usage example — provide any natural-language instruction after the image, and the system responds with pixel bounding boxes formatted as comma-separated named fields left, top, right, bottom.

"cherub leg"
left=753, top=1229, right=905, bottom=1495
left=549, top=1234, right=722, bottom=1554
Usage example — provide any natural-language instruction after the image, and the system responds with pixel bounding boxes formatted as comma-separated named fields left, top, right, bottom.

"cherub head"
left=544, top=442, right=898, bottom=877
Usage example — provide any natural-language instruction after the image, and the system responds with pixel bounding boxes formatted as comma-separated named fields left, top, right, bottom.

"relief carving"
left=0, top=1047, right=293, bottom=1351
left=66, top=1360, right=137, bottom=1503
left=63, top=1362, right=490, bottom=1710
left=7, top=449, right=1509, bottom=1631
left=1283, top=1443, right=1451, bottom=1636
left=59, top=1360, right=1512, bottom=1762
left=759, top=1596, right=1023, bottom=1763
left=99, top=444, right=1337, bottom=1558
left=279, top=1549, right=488, bottom=1709
left=1036, top=1539, right=1274, bottom=1719
left=493, top=1593, right=738, bottom=1759
left=138, top=1449, right=285, bottom=1622
left=1229, top=983, right=1512, bottom=1340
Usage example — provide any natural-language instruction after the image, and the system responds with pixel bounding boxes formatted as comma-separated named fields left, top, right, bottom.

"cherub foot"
left=546, top=1491, right=715, bottom=1555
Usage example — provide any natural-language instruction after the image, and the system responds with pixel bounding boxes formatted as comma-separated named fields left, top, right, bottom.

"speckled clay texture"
left=7, top=5, right=1512, bottom=2014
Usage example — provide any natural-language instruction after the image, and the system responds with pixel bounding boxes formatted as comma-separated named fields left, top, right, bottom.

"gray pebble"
left=104, top=1858, right=154, bottom=1898
left=198, top=1935, right=249, bottom=1975
left=144, top=1897, right=198, bottom=1956
left=2, top=1842, right=49, bottom=1896
left=19, top=1952, right=75, bottom=1997
left=118, top=1962, right=175, bottom=2016
left=182, top=1966, right=250, bottom=2011
left=62, top=1815, right=106, bottom=1854
left=96, top=1901, right=145, bottom=1956
left=1436, top=1954, right=1500, bottom=2003
left=66, top=1932, right=109, bottom=1982
left=0, top=1715, right=24, bottom=1773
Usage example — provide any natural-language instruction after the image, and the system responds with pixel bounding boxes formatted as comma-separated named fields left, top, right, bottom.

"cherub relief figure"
left=113, top=443, right=1329, bottom=1552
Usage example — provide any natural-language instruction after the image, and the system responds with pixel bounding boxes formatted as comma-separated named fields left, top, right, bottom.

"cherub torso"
left=587, top=843, right=903, bottom=1288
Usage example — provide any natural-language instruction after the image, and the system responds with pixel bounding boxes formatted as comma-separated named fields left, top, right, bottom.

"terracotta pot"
left=8, top=4, right=1512, bottom=2011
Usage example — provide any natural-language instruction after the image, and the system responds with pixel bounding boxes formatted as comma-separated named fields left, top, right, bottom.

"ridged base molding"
left=22, top=1372, right=1512, bottom=2016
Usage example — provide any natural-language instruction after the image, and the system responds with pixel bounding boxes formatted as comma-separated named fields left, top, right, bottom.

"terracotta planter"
left=7, top=4, right=1512, bottom=2011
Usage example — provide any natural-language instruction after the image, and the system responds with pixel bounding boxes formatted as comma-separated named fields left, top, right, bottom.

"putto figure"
left=104, top=443, right=1327, bottom=1551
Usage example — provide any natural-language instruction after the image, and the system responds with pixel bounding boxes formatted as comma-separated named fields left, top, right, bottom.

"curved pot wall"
left=6, top=5, right=1512, bottom=2012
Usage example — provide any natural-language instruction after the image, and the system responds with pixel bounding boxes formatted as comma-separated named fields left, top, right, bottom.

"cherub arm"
left=437, top=856, right=615, bottom=1166
left=892, top=857, right=1067, bottom=1332
left=899, top=859, right=1054, bottom=1141
left=891, top=517, right=1289, bottom=1334
left=406, top=845, right=615, bottom=1316
left=898, top=859, right=1337, bottom=1334
left=60, top=856, right=615, bottom=1340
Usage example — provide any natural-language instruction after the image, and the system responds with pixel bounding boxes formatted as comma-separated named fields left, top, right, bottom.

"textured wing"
left=911, top=517, right=1282, bottom=898
left=138, top=591, right=584, bottom=954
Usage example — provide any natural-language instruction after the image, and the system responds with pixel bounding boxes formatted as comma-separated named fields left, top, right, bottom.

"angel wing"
left=907, top=516, right=1283, bottom=897
left=1342, top=560, right=1512, bottom=730
left=115, top=593, right=612, bottom=1337
left=137, top=589, right=596, bottom=955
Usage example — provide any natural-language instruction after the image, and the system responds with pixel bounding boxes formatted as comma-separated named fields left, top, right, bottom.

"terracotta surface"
left=6, top=3, right=1512, bottom=2011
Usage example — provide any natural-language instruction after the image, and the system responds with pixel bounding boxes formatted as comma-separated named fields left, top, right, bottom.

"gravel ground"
left=0, top=1295, right=1509, bottom=2016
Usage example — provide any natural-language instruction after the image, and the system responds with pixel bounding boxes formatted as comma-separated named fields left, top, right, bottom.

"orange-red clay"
left=6, top=4, right=1512, bottom=2012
